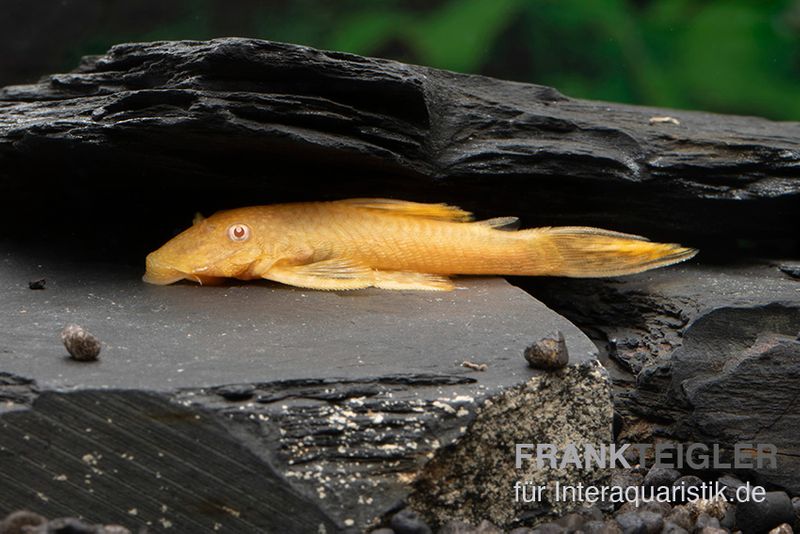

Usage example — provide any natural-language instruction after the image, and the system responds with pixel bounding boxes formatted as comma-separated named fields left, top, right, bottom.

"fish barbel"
left=143, top=198, right=697, bottom=291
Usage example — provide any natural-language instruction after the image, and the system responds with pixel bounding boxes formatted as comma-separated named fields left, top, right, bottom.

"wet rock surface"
left=0, top=249, right=606, bottom=531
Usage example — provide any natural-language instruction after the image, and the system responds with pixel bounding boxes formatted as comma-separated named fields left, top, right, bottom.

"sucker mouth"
left=142, top=269, right=188, bottom=285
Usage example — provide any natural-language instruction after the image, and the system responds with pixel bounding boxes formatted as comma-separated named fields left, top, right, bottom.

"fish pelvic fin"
left=263, top=258, right=376, bottom=290
left=374, top=271, right=455, bottom=291
left=524, top=226, right=698, bottom=277
left=337, top=198, right=473, bottom=222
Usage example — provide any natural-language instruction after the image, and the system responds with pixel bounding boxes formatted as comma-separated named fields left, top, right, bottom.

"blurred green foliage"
left=70, top=0, right=800, bottom=120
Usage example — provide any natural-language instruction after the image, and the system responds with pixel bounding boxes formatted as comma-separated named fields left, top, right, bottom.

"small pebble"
left=769, top=524, right=793, bottom=534
left=615, top=512, right=646, bottom=534
left=660, top=521, right=688, bottom=534
left=390, top=509, right=432, bottom=534
left=437, top=520, right=473, bottom=533
left=0, top=510, right=47, bottom=534
left=28, top=278, right=46, bottom=290
left=529, top=523, right=564, bottom=534
left=61, top=324, right=101, bottom=361
left=719, top=505, right=736, bottom=530
left=638, top=511, right=664, bottom=534
left=642, top=467, right=681, bottom=490
left=697, top=528, right=727, bottom=534
left=370, top=529, right=395, bottom=534
left=524, top=331, right=569, bottom=369
left=694, top=512, right=720, bottom=530
left=555, top=512, right=584, bottom=530
left=665, top=506, right=692, bottom=530
left=736, top=491, right=794, bottom=534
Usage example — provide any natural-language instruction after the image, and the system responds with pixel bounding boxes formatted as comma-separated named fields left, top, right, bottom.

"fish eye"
left=227, top=223, right=251, bottom=242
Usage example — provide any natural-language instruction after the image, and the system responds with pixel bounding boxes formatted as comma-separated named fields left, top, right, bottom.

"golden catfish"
left=143, top=198, right=697, bottom=291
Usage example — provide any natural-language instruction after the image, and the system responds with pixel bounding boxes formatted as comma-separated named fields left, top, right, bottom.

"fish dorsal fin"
left=477, top=216, right=520, bottom=231
left=337, top=198, right=473, bottom=222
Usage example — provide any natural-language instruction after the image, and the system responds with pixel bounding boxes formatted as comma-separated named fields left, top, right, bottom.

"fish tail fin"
left=522, top=226, right=698, bottom=277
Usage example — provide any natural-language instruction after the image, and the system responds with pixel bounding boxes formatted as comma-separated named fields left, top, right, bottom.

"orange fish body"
left=143, top=199, right=697, bottom=291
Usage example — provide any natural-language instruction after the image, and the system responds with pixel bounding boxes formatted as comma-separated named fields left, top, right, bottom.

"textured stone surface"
left=0, top=245, right=607, bottom=531
left=0, top=38, right=798, bottom=268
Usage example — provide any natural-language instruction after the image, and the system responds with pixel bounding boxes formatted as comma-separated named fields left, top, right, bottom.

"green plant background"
left=65, top=0, right=800, bottom=120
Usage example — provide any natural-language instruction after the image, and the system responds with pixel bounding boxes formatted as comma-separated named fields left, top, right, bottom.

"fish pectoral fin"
left=337, top=198, right=473, bottom=222
left=263, top=258, right=376, bottom=290
left=374, top=271, right=455, bottom=291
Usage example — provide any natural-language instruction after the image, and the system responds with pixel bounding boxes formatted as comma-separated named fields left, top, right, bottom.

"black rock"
left=371, top=530, right=396, bottom=534
left=28, top=278, right=46, bottom=290
left=642, top=467, right=682, bottom=490
left=735, top=491, right=794, bottom=534
left=1, top=38, right=799, bottom=265
left=390, top=509, right=433, bottom=534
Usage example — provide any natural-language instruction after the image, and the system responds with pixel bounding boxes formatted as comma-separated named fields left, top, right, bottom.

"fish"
left=143, top=198, right=698, bottom=291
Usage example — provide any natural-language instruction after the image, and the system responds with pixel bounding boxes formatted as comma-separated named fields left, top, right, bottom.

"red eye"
left=227, top=224, right=250, bottom=242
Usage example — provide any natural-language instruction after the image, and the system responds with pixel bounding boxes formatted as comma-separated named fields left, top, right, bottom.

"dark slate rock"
left=735, top=491, right=794, bottom=534
left=0, top=38, right=798, bottom=268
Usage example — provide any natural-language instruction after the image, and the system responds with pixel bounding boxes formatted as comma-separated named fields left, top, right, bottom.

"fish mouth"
left=142, top=268, right=190, bottom=285
left=143, top=254, right=198, bottom=285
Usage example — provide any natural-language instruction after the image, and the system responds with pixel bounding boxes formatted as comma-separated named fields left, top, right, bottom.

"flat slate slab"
left=0, top=245, right=610, bottom=531
left=0, top=246, right=596, bottom=391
